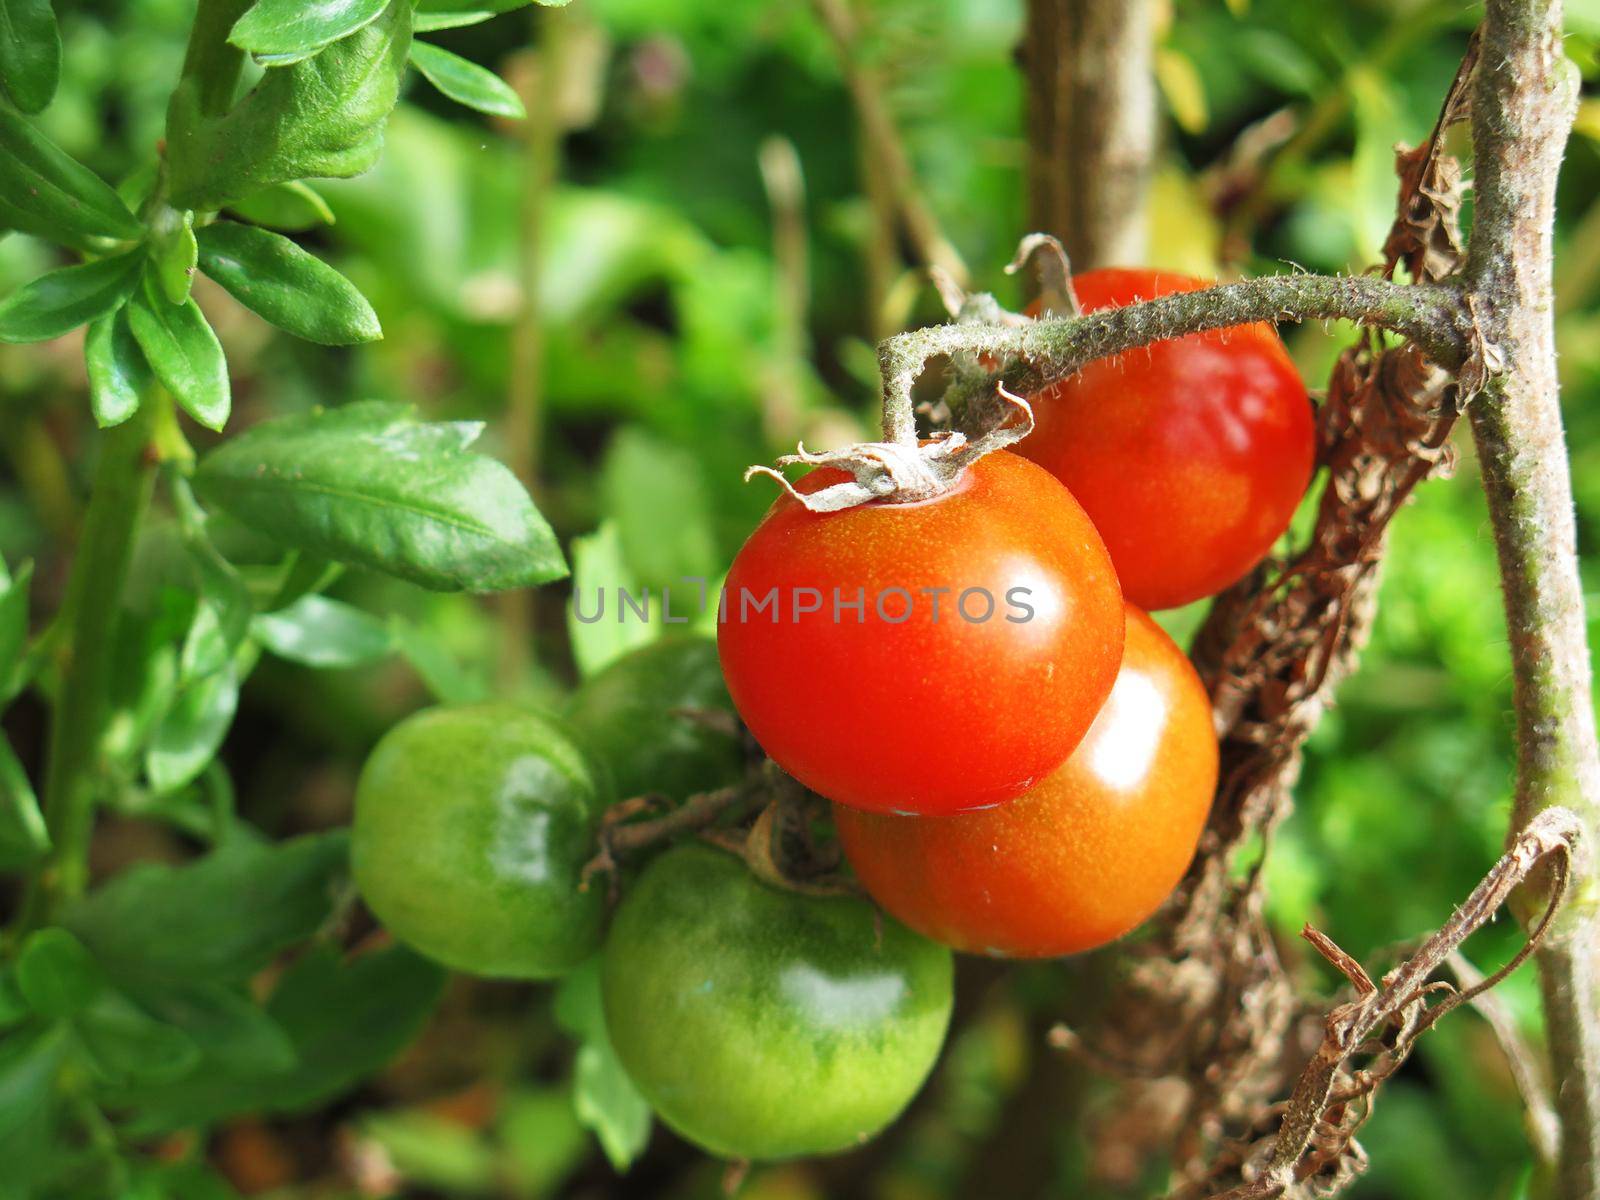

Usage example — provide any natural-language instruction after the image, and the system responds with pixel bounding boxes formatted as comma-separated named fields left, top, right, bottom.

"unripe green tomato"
left=564, top=637, right=742, bottom=803
left=601, top=844, right=953, bottom=1160
left=351, top=703, right=607, bottom=979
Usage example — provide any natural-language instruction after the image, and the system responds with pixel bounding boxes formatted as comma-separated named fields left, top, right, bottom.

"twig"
left=1176, top=808, right=1580, bottom=1200
left=809, top=0, right=969, bottom=285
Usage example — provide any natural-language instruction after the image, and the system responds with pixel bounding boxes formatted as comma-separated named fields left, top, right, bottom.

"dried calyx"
left=744, top=388, right=1035, bottom=513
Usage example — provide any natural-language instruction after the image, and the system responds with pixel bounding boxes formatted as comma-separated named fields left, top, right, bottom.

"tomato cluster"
left=720, top=268, right=1310, bottom=953
left=348, top=268, right=1311, bottom=1165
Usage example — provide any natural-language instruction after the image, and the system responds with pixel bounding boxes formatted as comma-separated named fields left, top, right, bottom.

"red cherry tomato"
left=718, top=450, right=1124, bottom=816
left=1018, top=269, right=1315, bottom=611
left=834, top=604, right=1216, bottom=957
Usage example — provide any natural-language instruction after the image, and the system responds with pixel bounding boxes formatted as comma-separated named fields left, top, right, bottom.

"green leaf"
left=229, top=0, right=389, bottom=58
left=414, top=10, right=498, bottom=32
left=226, top=181, right=335, bottom=231
left=16, top=928, right=103, bottom=1018
left=599, top=428, right=717, bottom=589
left=390, top=618, right=485, bottom=704
left=0, top=0, right=60, bottom=114
left=0, top=968, right=28, bottom=1029
left=61, top=831, right=351, bottom=987
left=566, top=521, right=657, bottom=679
left=408, top=41, right=525, bottom=119
left=0, top=1025, right=68, bottom=1141
left=168, top=1, right=412, bottom=213
left=76, top=990, right=200, bottom=1085
left=253, top=595, right=394, bottom=668
left=194, top=402, right=568, bottom=592
left=553, top=959, right=651, bottom=1169
left=129, top=982, right=294, bottom=1076
left=0, top=107, right=142, bottom=242
left=84, top=305, right=150, bottom=429
left=145, top=664, right=240, bottom=795
left=196, top=221, right=381, bottom=345
left=0, top=250, right=143, bottom=344
left=127, top=277, right=230, bottom=431
left=0, top=733, right=48, bottom=870
left=151, top=207, right=199, bottom=305
left=115, top=945, right=444, bottom=1133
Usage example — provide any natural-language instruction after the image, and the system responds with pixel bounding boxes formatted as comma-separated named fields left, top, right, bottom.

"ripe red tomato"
left=1017, top=269, right=1315, bottom=611
left=834, top=604, right=1216, bottom=957
left=718, top=450, right=1124, bottom=816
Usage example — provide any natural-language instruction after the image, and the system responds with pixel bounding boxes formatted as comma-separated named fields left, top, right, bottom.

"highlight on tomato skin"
left=833, top=604, right=1218, bottom=959
left=1017, top=268, right=1316, bottom=612
left=716, top=449, right=1125, bottom=818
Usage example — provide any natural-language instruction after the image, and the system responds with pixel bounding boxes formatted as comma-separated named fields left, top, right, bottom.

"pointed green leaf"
left=146, top=664, right=240, bottom=795
left=0, top=0, right=60, bottom=114
left=61, top=831, right=351, bottom=986
left=127, top=278, right=230, bottom=431
left=226, top=181, right=335, bottom=232
left=0, top=108, right=141, bottom=242
left=414, top=10, right=497, bottom=32
left=229, top=0, right=389, bottom=58
left=0, top=734, right=47, bottom=870
left=553, top=959, right=651, bottom=1168
left=168, top=1, right=412, bottom=213
left=84, top=305, right=149, bottom=428
left=0, top=250, right=143, bottom=344
left=253, top=595, right=394, bottom=668
left=408, top=41, right=525, bottom=118
left=152, top=207, right=199, bottom=305
left=194, top=402, right=568, bottom=592
left=196, top=221, right=380, bottom=345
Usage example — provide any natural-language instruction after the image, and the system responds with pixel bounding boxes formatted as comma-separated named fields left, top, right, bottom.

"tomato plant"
left=352, top=704, right=609, bottom=979
left=717, top=450, right=1124, bottom=815
left=1016, top=269, right=1316, bottom=611
left=564, top=637, right=742, bottom=803
left=601, top=843, right=953, bottom=1160
left=834, top=605, right=1217, bottom=957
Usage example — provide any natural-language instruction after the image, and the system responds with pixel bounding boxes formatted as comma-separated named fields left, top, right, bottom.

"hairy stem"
left=1023, top=0, right=1156, bottom=267
left=876, top=273, right=1470, bottom=427
left=1465, top=2, right=1600, bottom=1194
left=17, top=400, right=161, bottom=930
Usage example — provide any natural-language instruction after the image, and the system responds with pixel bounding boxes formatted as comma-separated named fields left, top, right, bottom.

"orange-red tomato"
left=834, top=605, right=1216, bottom=957
left=718, top=451, right=1124, bottom=816
left=1018, top=269, right=1315, bottom=611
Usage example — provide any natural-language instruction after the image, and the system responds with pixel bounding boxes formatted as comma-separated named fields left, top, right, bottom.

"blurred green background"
left=3, top=0, right=1598, bottom=1196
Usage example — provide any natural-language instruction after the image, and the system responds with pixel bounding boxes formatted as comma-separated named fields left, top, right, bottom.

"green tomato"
left=351, top=703, right=607, bottom=979
left=565, top=637, right=742, bottom=803
left=601, top=844, right=953, bottom=1160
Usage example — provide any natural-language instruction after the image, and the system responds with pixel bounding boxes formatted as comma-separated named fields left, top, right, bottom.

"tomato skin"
left=601, top=844, right=953, bottom=1159
left=565, top=637, right=742, bottom=803
left=351, top=704, right=607, bottom=979
left=717, top=450, right=1124, bottom=815
left=834, top=605, right=1216, bottom=958
left=1018, top=268, right=1315, bottom=611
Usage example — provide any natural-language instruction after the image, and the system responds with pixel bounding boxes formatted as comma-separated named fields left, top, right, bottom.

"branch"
left=875, top=273, right=1473, bottom=440
left=1176, top=807, right=1580, bottom=1200
left=1462, top=3, right=1600, bottom=1196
